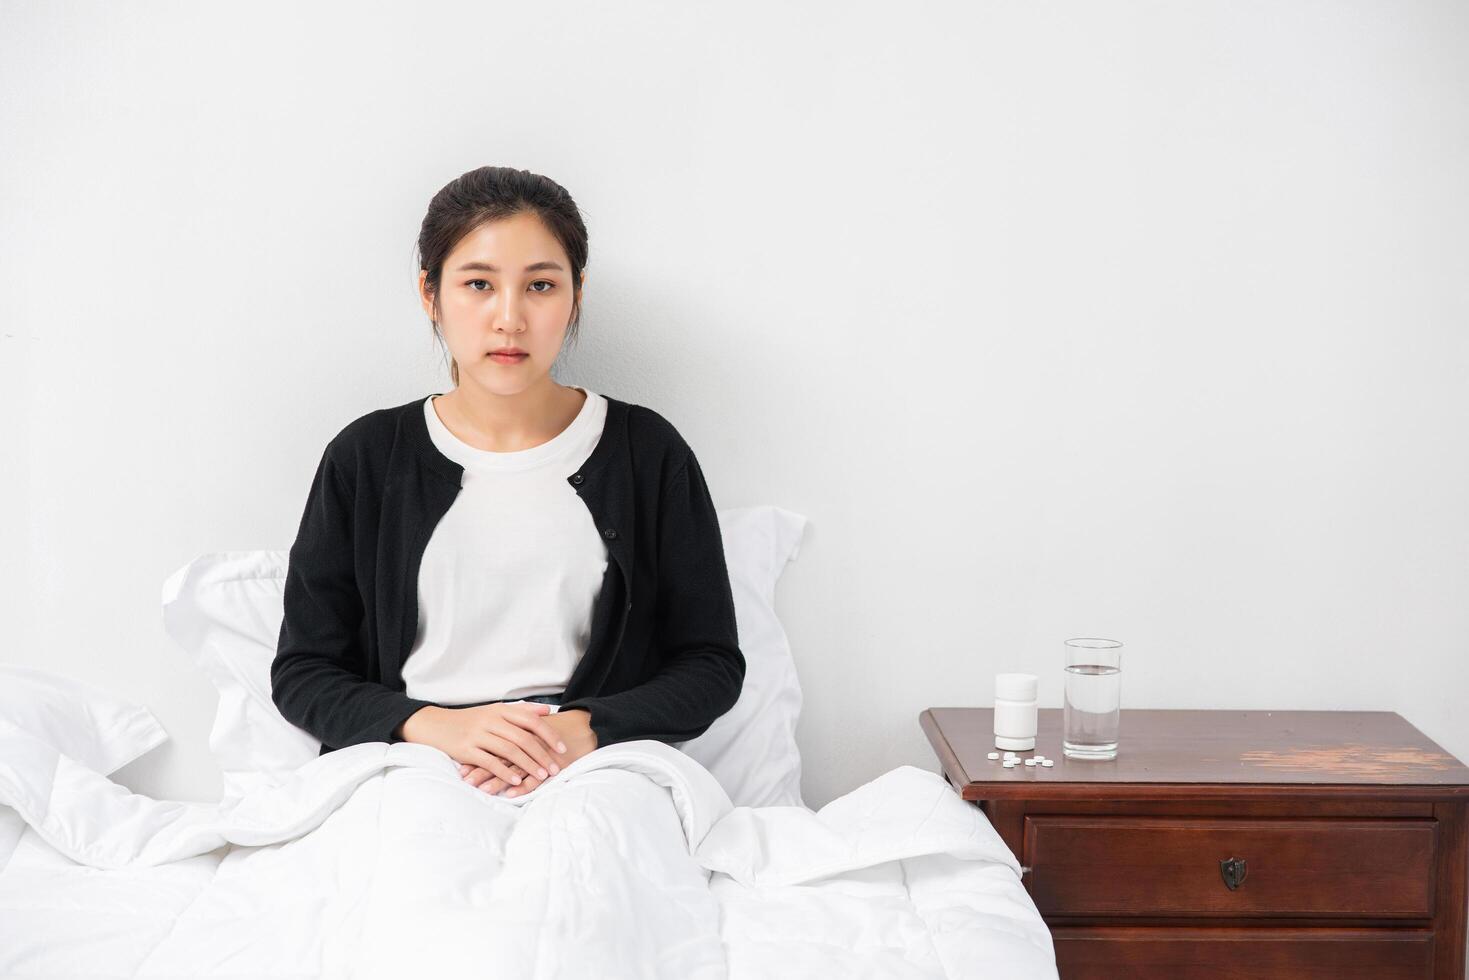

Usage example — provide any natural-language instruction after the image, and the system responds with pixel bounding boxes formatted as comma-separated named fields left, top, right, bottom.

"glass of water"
left=1063, top=638, right=1123, bottom=760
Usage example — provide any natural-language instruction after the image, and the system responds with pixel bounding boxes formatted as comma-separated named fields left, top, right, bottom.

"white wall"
left=2, top=0, right=1465, bottom=811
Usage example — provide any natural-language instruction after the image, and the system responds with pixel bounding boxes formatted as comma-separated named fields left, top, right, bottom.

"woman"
left=270, top=166, right=744, bottom=800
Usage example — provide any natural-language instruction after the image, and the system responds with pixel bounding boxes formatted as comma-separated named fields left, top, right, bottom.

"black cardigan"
left=269, top=391, right=745, bottom=754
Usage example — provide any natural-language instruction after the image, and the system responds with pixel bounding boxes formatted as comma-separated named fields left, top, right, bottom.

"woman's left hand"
left=460, top=708, right=597, bottom=797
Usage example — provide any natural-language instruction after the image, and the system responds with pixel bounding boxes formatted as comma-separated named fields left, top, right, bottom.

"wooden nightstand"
left=919, top=708, right=1469, bottom=979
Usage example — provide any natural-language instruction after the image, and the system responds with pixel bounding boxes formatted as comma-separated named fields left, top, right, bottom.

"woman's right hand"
left=399, top=703, right=568, bottom=786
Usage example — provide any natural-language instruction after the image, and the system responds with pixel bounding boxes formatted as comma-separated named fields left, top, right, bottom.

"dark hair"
left=416, top=166, right=590, bottom=386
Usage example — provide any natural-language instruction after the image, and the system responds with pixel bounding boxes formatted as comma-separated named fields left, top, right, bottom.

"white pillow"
left=159, top=551, right=318, bottom=804
left=160, top=505, right=809, bottom=807
left=0, top=664, right=169, bottom=775
left=675, top=506, right=808, bottom=807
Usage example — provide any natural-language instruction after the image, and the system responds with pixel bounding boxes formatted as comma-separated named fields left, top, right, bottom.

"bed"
left=0, top=507, right=1057, bottom=978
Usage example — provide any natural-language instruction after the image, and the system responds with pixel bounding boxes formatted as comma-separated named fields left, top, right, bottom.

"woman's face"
left=420, top=212, right=582, bottom=394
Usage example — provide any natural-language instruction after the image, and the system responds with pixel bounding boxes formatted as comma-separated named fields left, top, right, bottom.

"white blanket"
left=0, top=720, right=1057, bottom=978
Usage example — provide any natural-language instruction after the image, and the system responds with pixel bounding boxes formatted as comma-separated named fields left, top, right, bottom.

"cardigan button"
left=603, top=528, right=618, bottom=540
left=571, top=473, right=584, bottom=485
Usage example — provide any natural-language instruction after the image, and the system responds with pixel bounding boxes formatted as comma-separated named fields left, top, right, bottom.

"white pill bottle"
left=993, top=672, right=1039, bottom=751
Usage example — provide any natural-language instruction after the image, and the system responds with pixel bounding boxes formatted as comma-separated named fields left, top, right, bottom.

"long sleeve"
left=270, top=444, right=438, bottom=749
left=559, top=449, right=745, bottom=747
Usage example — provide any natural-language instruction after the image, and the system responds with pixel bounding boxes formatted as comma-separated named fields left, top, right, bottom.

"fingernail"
left=506, top=789, right=517, bottom=797
left=549, top=764, right=559, bottom=775
left=512, top=775, right=521, bottom=785
left=537, top=768, right=547, bottom=779
left=558, top=742, right=567, bottom=753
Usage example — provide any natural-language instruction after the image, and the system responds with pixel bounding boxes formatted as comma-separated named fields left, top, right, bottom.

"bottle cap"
left=995, top=734, right=1036, bottom=751
left=995, top=672, right=1038, bottom=701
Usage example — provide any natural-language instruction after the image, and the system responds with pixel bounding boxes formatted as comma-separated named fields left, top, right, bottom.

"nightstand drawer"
left=1052, top=926, right=1435, bottom=980
left=1024, top=816, right=1437, bottom=918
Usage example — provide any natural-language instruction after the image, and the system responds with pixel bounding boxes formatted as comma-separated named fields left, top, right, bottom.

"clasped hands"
left=400, top=701, right=598, bottom=799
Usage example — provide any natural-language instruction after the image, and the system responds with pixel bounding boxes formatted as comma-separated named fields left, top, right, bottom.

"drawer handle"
left=1219, top=857, right=1248, bottom=891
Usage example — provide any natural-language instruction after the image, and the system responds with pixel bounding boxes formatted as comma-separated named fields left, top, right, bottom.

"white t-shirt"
left=401, top=386, right=610, bottom=706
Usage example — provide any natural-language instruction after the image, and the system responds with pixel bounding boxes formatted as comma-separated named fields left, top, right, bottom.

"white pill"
left=1034, top=755, right=1046, bottom=762
left=987, top=752, right=1000, bottom=760
left=1003, top=752, right=1018, bottom=759
left=1002, top=760, right=1017, bottom=768
left=1024, top=758, right=1037, bottom=766
left=1042, top=759, right=1054, bottom=767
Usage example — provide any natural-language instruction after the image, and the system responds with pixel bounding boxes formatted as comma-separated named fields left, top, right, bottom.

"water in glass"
left=1063, top=663, right=1121, bottom=759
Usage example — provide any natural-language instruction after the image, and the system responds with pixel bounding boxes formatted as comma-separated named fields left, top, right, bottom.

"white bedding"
left=0, top=722, right=1056, bottom=979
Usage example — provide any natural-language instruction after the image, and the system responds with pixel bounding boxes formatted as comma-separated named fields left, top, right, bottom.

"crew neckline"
left=424, top=386, right=601, bottom=472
